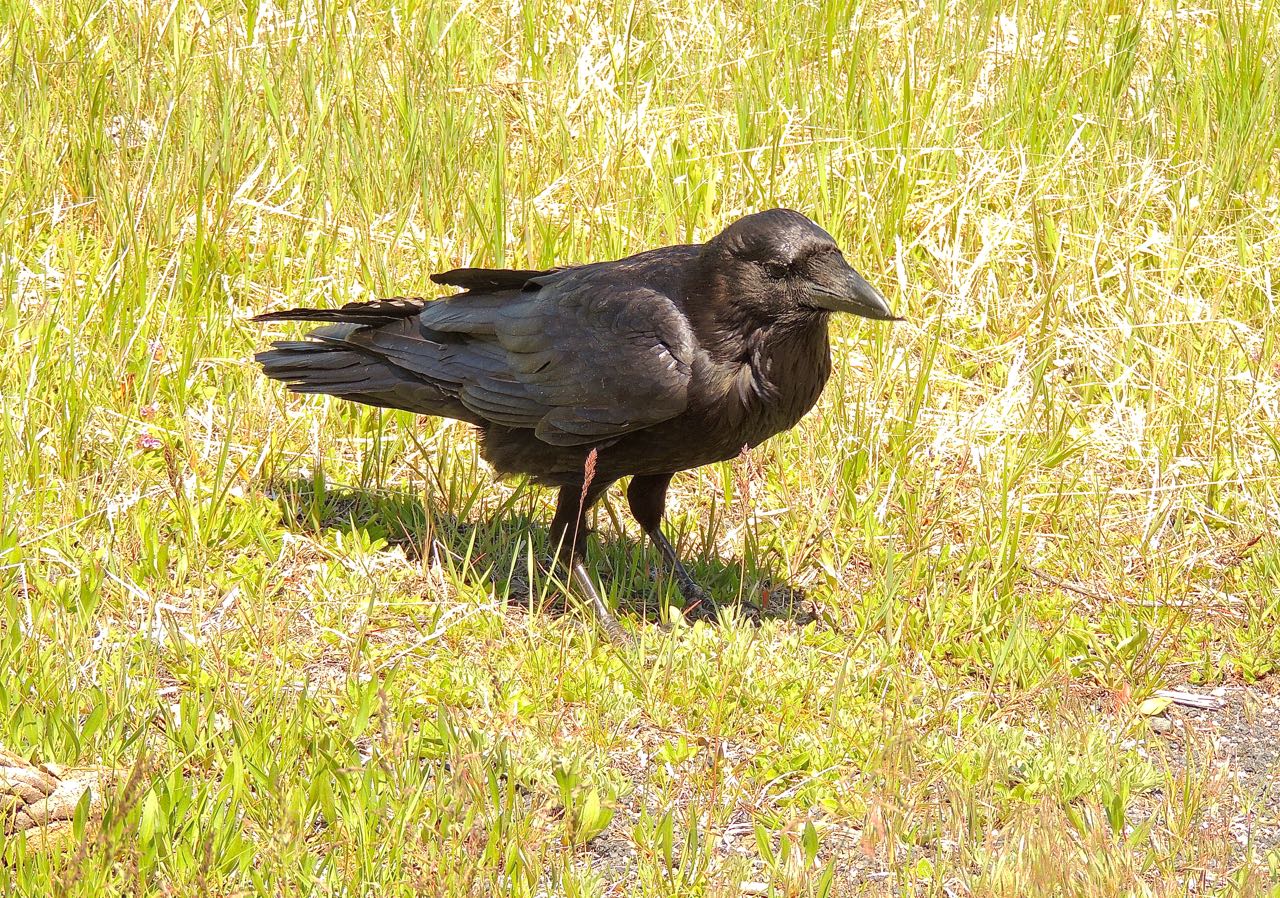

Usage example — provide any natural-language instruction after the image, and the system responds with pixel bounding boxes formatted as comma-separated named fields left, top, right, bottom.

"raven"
left=255, top=209, right=897, bottom=641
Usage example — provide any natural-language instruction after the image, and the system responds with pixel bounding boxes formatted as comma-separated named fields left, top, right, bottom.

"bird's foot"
left=678, top=582, right=720, bottom=623
left=660, top=557, right=716, bottom=622
left=675, top=586, right=764, bottom=626
left=736, top=598, right=765, bottom=625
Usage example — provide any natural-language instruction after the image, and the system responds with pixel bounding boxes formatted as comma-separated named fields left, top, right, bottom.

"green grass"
left=2, top=0, right=1279, bottom=894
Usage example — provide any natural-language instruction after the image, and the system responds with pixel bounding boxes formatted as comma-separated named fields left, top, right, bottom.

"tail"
left=255, top=330, right=404, bottom=396
left=253, top=304, right=474, bottom=420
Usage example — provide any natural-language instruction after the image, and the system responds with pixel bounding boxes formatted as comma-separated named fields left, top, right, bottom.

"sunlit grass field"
left=2, top=0, right=1279, bottom=894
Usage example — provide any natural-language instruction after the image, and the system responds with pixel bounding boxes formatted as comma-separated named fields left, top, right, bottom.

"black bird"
left=254, top=209, right=897, bottom=640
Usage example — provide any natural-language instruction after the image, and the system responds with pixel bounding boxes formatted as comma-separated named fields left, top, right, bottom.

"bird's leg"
left=549, top=480, right=630, bottom=645
left=647, top=528, right=719, bottom=621
left=566, top=558, right=630, bottom=645
left=627, top=473, right=719, bottom=622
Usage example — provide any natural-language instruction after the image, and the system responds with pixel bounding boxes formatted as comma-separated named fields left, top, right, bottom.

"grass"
left=2, top=0, right=1279, bottom=893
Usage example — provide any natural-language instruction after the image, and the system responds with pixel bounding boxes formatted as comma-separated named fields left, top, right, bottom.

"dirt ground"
left=1156, top=679, right=1280, bottom=862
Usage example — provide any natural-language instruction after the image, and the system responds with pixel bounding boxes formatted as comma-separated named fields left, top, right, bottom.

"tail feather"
left=253, top=298, right=491, bottom=422
left=253, top=297, right=428, bottom=326
left=256, top=344, right=407, bottom=392
left=430, top=267, right=554, bottom=292
left=254, top=341, right=478, bottom=421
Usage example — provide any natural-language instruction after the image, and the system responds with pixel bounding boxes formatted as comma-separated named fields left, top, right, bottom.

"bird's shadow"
left=269, top=475, right=817, bottom=626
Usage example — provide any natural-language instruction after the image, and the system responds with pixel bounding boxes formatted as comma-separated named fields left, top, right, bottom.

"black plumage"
left=255, top=209, right=898, bottom=640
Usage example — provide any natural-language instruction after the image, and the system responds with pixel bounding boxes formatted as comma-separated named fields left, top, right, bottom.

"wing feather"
left=260, top=266, right=696, bottom=445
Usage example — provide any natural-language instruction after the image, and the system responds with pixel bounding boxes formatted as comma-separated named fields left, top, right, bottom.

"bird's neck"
left=707, top=300, right=827, bottom=360
left=744, top=313, right=833, bottom=392
left=711, top=312, right=833, bottom=437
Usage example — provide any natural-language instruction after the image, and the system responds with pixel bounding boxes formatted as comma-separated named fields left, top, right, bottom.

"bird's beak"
left=808, top=261, right=901, bottom=321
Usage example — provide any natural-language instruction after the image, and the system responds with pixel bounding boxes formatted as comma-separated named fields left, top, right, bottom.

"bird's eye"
left=761, top=261, right=789, bottom=280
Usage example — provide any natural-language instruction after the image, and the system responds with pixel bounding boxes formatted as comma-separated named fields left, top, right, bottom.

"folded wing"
left=254, top=267, right=697, bottom=447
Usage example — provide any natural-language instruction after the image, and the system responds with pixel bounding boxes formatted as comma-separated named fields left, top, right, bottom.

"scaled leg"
left=627, top=473, right=719, bottom=621
left=549, top=480, right=630, bottom=644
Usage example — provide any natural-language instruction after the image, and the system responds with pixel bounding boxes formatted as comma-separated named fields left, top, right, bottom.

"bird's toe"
left=678, top=586, right=720, bottom=623
left=736, top=600, right=765, bottom=626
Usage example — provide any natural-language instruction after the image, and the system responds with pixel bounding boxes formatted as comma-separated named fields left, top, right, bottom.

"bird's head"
left=704, top=209, right=899, bottom=323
